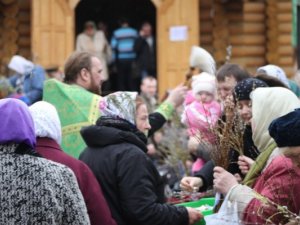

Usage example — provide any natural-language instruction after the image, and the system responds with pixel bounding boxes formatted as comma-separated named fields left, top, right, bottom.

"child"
left=182, top=72, right=222, bottom=173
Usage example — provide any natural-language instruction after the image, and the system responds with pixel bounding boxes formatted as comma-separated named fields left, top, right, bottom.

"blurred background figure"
left=140, top=76, right=158, bottom=113
left=134, top=22, right=156, bottom=90
left=76, top=21, right=112, bottom=83
left=111, top=18, right=138, bottom=91
left=45, top=66, right=64, bottom=81
left=8, top=55, right=46, bottom=105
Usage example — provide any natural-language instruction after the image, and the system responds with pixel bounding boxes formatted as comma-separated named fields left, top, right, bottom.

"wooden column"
left=199, top=0, right=213, bottom=54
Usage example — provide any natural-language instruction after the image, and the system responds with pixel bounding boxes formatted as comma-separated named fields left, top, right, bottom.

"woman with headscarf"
left=257, top=64, right=300, bottom=97
left=180, top=78, right=268, bottom=192
left=8, top=55, right=46, bottom=105
left=79, top=92, right=202, bottom=225
left=29, top=101, right=117, bottom=225
left=212, top=87, right=300, bottom=224
left=0, top=99, right=89, bottom=224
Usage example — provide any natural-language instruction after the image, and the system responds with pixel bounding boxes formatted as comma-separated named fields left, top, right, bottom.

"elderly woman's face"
left=237, top=100, right=252, bottom=124
left=136, top=104, right=151, bottom=135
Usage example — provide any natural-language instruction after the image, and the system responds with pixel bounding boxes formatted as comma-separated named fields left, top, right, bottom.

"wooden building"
left=0, top=0, right=297, bottom=95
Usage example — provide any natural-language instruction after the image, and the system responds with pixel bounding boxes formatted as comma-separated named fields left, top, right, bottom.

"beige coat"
left=76, top=31, right=112, bottom=81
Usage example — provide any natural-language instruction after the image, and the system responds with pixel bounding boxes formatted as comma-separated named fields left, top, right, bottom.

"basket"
left=176, top=197, right=215, bottom=225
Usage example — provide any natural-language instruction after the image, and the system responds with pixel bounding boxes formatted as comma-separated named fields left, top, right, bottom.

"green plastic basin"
left=176, top=197, right=215, bottom=225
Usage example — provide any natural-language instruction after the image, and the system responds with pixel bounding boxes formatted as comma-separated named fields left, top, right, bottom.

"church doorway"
left=75, top=0, right=156, bottom=93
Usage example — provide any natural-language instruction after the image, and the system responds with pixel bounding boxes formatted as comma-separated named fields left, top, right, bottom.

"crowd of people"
left=0, top=18, right=300, bottom=225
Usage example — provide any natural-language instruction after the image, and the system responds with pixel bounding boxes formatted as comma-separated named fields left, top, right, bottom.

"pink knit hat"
left=191, top=72, right=216, bottom=95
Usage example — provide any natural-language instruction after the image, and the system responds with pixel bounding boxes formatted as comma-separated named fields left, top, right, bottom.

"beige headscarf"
left=243, top=87, right=300, bottom=186
left=251, top=87, right=300, bottom=152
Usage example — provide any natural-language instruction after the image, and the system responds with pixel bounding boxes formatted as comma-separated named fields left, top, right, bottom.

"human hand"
left=165, top=83, right=188, bottom=108
left=146, top=144, right=156, bottom=156
left=238, top=155, right=254, bottom=175
left=213, top=166, right=238, bottom=195
left=180, top=177, right=203, bottom=192
left=186, top=207, right=203, bottom=225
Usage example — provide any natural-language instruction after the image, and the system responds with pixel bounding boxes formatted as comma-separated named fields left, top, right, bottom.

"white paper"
left=169, top=26, right=188, bottom=41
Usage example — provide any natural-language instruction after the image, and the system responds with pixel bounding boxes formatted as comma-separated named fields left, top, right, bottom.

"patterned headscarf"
left=234, top=78, right=268, bottom=101
left=0, top=98, right=36, bottom=148
left=257, top=64, right=290, bottom=88
left=99, top=92, right=138, bottom=125
left=29, top=101, right=62, bottom=145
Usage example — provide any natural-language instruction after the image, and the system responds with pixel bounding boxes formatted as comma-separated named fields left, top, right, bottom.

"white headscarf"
left=29, top=101, right=62, bottom=145
left=8, top=55, right=34, bottom=75
left=251, top=87, right=300, bottom=152
left=99, top=92, right=138, bottom=125
left=257, top=64, right=290, bottom=88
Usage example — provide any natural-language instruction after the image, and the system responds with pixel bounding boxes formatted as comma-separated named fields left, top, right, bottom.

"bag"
left=205, top=193, right=241, bottom=225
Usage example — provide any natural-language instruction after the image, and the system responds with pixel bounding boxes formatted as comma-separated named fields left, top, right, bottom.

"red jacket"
left=243, top=155, right=300, bottom=224
left=36, top=137, right=116, bottom=225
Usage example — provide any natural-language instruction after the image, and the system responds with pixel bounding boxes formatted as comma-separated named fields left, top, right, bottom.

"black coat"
left=79, top=118, right=188, bottom=225
left=134, top=36, right=156, bottom=76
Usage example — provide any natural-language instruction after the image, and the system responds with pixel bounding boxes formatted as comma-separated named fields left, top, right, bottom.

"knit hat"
left=234, top=78, right=268, bottom=101
left=192, top=72, right=216, bottom=95
left=257, top=64, right=290, bottom=88
left=269, top=108, right=300, bottom=147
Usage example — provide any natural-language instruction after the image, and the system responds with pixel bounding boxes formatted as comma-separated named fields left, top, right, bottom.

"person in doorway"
left=76, top=21, right=112, bottom=82
left=134, top=22, right=156, bottom=79
left=80, top=92, right=202, bottom=225
left=0, top=99, right=89, bottom=224
left=29, top=101, right=117, bottom=225
left=8, top=55, right=46, bottom=105
left=111, top=18, right=138, bottom=91
left=43, top=51, right=187, bottom=158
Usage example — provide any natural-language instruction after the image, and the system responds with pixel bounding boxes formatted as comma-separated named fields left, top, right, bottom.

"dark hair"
left=64, top=51, right=94, bottom=83
left=118, top=17, right=129, bottom=26
left=216, top=63, right=250, bottom=82
left=141, top=76, right=156, bottom=83
left=255, top=74, right=288, bottom=88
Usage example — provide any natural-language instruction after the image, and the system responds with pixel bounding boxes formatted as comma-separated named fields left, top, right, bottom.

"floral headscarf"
left=99, top=92, right=138, bottom=125
left=29, top=101, right=62, bottom=145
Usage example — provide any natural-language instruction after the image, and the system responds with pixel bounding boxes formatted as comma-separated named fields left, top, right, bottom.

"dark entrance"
left=75, top=0, right=156, bottom=40
left=75, top=0, right=156, bottom=93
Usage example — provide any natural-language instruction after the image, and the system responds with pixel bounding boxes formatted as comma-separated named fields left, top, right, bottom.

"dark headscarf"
left=234, top=78, right=268, bottom=101
left=0, top=98, right=36, bottom=148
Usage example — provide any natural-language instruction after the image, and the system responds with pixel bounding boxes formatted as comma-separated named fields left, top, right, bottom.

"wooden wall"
left=198, top=0, right=295, bottom=77
left=267, top=0, right=294, bottom=77
left=0, top=0, right=31, bottom=75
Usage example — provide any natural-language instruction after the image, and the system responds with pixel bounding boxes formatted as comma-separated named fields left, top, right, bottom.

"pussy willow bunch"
left=252, top=192, right=300, bottom=225
left=210, top=98, right=245, bottom=169
left=156, top=112, right=191, bottom=176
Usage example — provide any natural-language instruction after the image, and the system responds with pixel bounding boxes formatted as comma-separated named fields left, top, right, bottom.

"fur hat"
left=269, top=108, right=300, bottom=147
left=192, top=72, right=216, bottom=95
left=189, top=46, right=216, bottom=75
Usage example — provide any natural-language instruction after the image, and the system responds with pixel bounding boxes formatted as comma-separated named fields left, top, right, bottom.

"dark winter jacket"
left=36, top=137, right=116, bottom=225
left=80, top=117, right=189, bottom=225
